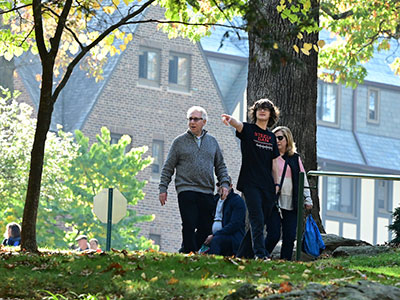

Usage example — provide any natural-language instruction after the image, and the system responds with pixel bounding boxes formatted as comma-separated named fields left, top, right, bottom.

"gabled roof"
left=200, top=24, right=248, bottom=114
left=16, top=3, right=143, bottom=132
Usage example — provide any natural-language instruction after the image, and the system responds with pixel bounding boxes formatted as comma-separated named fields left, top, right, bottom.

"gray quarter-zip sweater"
left=159, top=130, right=230, bottom=195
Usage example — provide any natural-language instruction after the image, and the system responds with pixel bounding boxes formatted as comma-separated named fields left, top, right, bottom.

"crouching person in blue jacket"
left=203, top=177, right=246, bottom=256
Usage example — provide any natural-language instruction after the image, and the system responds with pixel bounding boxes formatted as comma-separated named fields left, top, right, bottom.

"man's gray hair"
left=187, top=106, right=208, bottom=121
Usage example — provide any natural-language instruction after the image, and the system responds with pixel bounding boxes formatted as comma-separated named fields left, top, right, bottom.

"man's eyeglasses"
left=276, top=136, right=285, bottom=141
left=188, top=117, right=203, bottom=122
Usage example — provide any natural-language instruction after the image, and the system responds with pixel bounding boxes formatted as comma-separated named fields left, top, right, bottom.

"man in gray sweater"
left=159, top=106, right=230, bottom=253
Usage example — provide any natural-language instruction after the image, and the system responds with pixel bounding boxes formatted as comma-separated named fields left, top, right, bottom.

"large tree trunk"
left=246, top=0, right=324, bottom=231
left=21, top=69, right=54, bottom=252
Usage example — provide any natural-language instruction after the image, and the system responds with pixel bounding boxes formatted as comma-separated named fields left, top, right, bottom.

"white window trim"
left=317, top=81, right=341, bottom=128
left=367, top=87, right=380, bottom=124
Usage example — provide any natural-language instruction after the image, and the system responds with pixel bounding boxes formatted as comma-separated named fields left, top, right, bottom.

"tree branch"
left=50, top=0, right=73, bottom=58
left=32, top=0, right=47, bottom=60
left=210, top=0, right=241, bottom=39
left=124, top=18, right=245, bottom=30
left=52, top=0, right=156, bottom=102
left=19, top=25, right=35, bottom=47
left=320, top=3, right=353, bottom=20
left=44, top=5, right=85, bottom=49
left=0, top=4, right=32, bottom=15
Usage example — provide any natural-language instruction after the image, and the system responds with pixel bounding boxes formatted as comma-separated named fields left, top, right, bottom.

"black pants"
left=242, top=186, right=275, bottom=258
left=178, top=191, right=215, bottom=253
left=265, top=207, right=297, bottom=260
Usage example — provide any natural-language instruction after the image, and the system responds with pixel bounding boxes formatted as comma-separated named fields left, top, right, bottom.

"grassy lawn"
left=1, top=247, right=400, bottom=299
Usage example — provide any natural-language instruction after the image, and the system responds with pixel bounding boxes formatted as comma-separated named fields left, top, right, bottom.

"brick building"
left=13, top=5, right=241, bottom=252
left=10, top=5, right=400, bottom=250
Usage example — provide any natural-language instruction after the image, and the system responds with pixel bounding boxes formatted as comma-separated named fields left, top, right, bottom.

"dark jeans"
left=265, top=207, right=297, bottom=260
left=178, top=191, right=215, bottom=253
left=209, top=235, right=233, bottom=256
left=242, top=187, right=275, bottom=258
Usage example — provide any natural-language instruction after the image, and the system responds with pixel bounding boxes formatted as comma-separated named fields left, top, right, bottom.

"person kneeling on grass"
left=202, top=177, right=246, bottom=256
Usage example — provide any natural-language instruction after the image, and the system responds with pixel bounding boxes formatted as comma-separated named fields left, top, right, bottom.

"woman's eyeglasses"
left=276, top=136, right=285, bottom=141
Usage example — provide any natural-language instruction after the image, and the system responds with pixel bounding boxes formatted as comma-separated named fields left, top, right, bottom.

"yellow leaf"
left=13, top=47, right=23, bottom=57
left=4, top=51, right=13, bottom=61
left=141, top=272, right=146, bottom=280
left=293, top=45, right=299, bottom=53
left=119, top=44, right=126, bottom=51
left=110, top=45, right=117, bottom=56
left=113, top=0, right=120, bottom=5
left=168, top=277, right=179, bottom=285
left=150, top=276, right=158, bottom=282
left=92, top=2, right=100, bottom=9
left=301, top=48, right=310, bottom=55
left=69, top=42, right=79, bottom=55
left=303, top=43, right=312, bottom=51
left=297, top=32, right=303, bottom=40
left=103, top=6, right=115, bottom=14
left=273, top=43, right=278, bottom=49
left=317, top=39, right=326, bottom=48
left=276, top=4, right=286, bottom=12
left=123, top=0, right=129, bottom=5
left=279, top=274, right=290, bottom=280
left=313, top=44, right=319, bottom=52
left=238, top=265, right=245, bottom=270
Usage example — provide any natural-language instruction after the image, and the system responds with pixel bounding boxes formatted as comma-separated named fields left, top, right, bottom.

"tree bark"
left=247, top=0, right=324, bottom=231
left=21, top=63, right=54, bottom=252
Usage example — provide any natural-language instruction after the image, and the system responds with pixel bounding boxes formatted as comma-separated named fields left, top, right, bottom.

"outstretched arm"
left=221, top=114, right=244, bottom=133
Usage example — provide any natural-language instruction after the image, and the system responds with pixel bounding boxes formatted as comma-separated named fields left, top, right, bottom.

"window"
left=376, top=180, right=390, bottom=213
left=152, top=140, right=164, bottom=177
left=139, top=47, right=160, bottom=87
left=110, top=133, right=130, bottom=153
left=317, top=82, right=339, bottom=125
left=168, top=53, right=190, bottom=92
left=149, top=233, right=161, bottom=247
left=326, top=177, right=357, bottom=216
left=367, top=88, right=379, bottom=123
left=110, top=133, right=122, bottom=145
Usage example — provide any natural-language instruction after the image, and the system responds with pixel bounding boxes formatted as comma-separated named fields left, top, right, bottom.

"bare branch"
left=0, top=4, right=32, bottom=15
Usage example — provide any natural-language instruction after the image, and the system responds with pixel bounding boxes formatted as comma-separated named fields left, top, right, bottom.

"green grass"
left=1, top=248, right=400, bottom=299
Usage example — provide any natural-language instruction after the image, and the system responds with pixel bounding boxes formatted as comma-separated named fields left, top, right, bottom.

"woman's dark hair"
left=249, top=99, right=280, bottom=127
left=5, top=222, right=21, bottom=238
